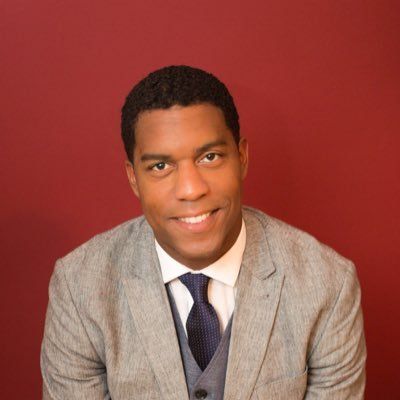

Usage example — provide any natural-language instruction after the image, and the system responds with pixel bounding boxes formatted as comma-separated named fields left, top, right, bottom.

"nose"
left=174, top=162, right=209, bottom=201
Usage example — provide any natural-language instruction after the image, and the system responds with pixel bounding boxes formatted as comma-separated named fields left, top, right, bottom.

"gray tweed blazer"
left=41, top=207, right=366, bottom=399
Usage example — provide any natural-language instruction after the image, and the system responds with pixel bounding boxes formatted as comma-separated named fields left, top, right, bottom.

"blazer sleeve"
left=41, top=261, right=110, bottom=399
left=304, top=263, right=367, bottom=399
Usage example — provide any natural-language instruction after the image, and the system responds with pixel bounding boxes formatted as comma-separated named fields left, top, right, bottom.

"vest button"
left=194, top=388, right=208, bottom=399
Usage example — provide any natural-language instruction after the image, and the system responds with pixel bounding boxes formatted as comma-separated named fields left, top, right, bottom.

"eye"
left=200, top=152, right=220, bottom=163
left=151, top=162, right=170, bottom=171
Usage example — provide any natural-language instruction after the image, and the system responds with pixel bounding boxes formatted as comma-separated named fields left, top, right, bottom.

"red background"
left=1, top=1, right=399, bottom=398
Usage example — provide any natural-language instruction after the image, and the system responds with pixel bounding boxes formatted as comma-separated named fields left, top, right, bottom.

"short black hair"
left=121, top=65, right=240, bottom=162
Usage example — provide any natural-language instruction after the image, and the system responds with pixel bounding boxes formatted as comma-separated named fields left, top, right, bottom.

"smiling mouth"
left=176, top=209, right=218, bottom=224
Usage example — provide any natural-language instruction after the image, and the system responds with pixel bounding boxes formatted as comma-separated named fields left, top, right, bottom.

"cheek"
left=139, top=194, right=180, bottom=237
left=210, top=170, right=242, bottom=197
left=141, top=197, right=164, bottom=219
left=136, top=178, right=171, bottom=212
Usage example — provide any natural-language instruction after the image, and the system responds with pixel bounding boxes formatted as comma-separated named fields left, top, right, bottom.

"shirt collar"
left=156, top=219, right=246, bottom=288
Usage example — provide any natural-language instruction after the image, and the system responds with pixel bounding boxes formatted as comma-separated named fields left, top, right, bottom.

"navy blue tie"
left=179, top=273, right=221, bottom=371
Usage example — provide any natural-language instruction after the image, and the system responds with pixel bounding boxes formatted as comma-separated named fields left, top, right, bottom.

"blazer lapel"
left=121, top=220, right=188, bottom=400
left=224, top=211, right=285, bottom=400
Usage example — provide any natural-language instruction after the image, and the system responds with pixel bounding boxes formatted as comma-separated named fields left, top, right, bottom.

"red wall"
left=1, top=1, right=399, bottom=398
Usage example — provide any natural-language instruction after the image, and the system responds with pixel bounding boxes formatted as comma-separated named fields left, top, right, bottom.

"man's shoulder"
left=243, top=206, right=356, bottom=280
left=55, top=214, right=148, bottom=277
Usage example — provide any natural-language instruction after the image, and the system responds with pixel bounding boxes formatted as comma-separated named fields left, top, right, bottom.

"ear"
left=125, top=160, right=140, bottom=198
left=238, top=137, right=249, bottom=179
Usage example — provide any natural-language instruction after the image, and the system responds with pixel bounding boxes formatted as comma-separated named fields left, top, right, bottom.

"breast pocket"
left=254, top=368, right=308, bottom=400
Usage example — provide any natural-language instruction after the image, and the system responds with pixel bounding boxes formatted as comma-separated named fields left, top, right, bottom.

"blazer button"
left=194, top=389, right=208, bottom=399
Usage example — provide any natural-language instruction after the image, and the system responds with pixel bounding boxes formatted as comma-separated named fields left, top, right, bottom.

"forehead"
left=134, top=104, right=232, bottom=153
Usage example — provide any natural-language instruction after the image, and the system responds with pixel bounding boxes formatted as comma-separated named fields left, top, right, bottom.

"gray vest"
left=167, top=286, right=232, bottom=400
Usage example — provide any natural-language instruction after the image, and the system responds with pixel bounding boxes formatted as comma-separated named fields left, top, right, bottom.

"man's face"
left=125, top=103, right=248, bottom=269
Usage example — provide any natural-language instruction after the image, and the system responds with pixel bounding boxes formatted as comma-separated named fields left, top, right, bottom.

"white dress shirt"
left=156, top=220, right=246, bottom=335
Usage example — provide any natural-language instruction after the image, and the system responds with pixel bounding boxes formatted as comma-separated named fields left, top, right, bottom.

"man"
left=41, top=65, right=366, bottom=399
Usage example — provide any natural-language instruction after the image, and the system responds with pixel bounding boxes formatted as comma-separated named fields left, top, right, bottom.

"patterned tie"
left=179, top=273, right=221, bottom=371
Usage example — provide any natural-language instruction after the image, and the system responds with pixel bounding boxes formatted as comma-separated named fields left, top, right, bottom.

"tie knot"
left=179, top=273, right=210, bottom=303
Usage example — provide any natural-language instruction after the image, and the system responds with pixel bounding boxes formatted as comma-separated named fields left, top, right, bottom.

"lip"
left=171, top=208, right=220, bottom=233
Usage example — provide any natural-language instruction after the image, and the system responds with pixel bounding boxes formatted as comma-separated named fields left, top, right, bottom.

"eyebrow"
left=140, top=153, right=172, bottom=162
left=194, top=139, right=227, bottom=156
left=139, top=139, right=228, bottom=163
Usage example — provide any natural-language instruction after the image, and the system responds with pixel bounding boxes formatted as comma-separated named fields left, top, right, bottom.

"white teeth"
left=179, top=212, right=211, bottom=224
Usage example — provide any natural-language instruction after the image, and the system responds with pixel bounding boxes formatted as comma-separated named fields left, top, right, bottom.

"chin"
left=178, top=242, right=223, bottom=267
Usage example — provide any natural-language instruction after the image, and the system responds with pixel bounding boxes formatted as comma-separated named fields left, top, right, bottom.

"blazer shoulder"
left=243, top=206, right=357, bottom=279
left=55, top=215, right=148, bottom=276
